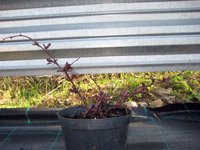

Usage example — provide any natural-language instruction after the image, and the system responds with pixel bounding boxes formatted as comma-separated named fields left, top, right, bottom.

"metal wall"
left=0, top=0, right=200, bottom=76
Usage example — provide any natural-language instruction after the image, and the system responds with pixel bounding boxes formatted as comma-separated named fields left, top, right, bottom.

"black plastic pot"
left=57, top=106, right=132, bottom=150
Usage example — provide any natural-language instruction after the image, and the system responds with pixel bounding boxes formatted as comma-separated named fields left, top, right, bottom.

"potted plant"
left=3, top=34, right=132, bottom=150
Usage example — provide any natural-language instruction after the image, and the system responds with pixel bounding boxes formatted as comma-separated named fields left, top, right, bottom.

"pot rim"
left=57, top=105, right=132, bottom=121
left=57, top=106, right=132, bottom=129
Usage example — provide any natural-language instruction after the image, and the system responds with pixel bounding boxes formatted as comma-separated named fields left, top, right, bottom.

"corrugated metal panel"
left=0, top=0, right=200, bottom=76
left=0, top=0, right=197, bottom=10
left=1, top=55, right=200, bottom=76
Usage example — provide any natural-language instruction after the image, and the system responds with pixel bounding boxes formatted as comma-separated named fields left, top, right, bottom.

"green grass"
left=0, top=71, right=199, bottom=108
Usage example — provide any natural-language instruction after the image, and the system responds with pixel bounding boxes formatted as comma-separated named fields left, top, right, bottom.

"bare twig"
left=3, top=34, right=86, bottom=101
left=70, top=57, right=80, bottom=65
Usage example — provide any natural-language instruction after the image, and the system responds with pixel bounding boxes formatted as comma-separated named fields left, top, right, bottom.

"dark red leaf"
left=63, top=62, right=73, bottom=72
left=43, top=43, right=51, bottom=49
left=46, top=43, right=51, bottom=49
left=134, top=83, right=147, bottom=94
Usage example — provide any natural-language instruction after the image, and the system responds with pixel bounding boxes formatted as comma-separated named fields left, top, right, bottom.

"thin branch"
left=3, top=34, right=32, bottom=41
left=70, top=57, right=80, bottom=65
left=64, top=72, right=86, bottom=101
left=3, top=34, right=86, bottom=101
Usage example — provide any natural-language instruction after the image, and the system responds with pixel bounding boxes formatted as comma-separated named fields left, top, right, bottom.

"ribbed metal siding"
left=0, top=0, right=200, bottom=76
